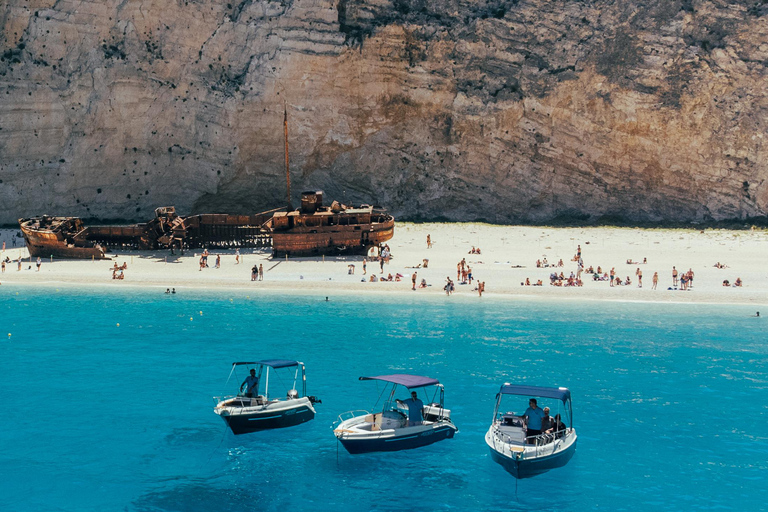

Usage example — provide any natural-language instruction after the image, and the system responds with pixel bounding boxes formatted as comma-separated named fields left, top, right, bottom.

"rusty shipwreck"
left=19, top=105, right=394, bottom=259
left=19, top=194, right=394, bottom=259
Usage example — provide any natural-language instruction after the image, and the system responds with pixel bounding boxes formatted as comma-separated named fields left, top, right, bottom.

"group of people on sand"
left=671, top=266, right=695, bottom=290
left=536, top=258, right=564, bottom=268
left=722, top=277, right=743, bottom=287
left=250, top=264, right=264, bottom=281
left=368, top=272, right=402, bottom=283
left=199, top=249, right=222, bottom=271
left=468, top=246, right=481, bottom=254
left=456, top=258, right=473, bottom=285
left=111, top=261, right=127, bottom=280
left=549, top=272, right=583, bottom=287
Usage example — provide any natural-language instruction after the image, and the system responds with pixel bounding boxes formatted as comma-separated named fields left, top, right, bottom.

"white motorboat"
left=333, top=374, right=458, bottom=454
left=214, top=359, right=320, bottom=434
left=485, top=384, right=577, bottom=478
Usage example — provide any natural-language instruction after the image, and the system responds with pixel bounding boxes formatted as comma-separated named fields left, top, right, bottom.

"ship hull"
left=19, top=218, right=108, bottom=260
left=271, top=219, right=395, bottom=257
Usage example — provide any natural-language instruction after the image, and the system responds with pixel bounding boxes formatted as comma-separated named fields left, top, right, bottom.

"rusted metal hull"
left=19, top=201, right=394, bottom=259
left=271, top=217, right=395, bottom=257
left=19, top=217, right=108, bottom=259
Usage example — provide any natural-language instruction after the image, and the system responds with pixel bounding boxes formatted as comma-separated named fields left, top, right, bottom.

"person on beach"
left=235, top=249, right=240, bottom=265
left=652, top=272, right=658, bottom=290
left=398, top=391, right=424, bottom=426
left=17, top=257, right=22, bottom=271
left=478, top=281, right=485, bottom=297
left=251, top=265, right=258, bottom=281
left=672, top=266, right=678, bottom=287
left=1, top=260, right=5, bottom=273
left=362, top=258, right=367, bottom=275
left=636, top=268, right=642, bottom=287
left=215, top=255, right=221, bottom=269
left=523, top=398, right=544, bottom=443
left=36, top=257, right=41, bottom=271
left=240, top=369, right=259, bottom=397
left=379, top=257, right=385, bottom=274
left=412, top=272, right=417, bottom=290
left=259, top=264, right=264, bottom=281
left=427, top=234, right=432, bottom=248
left=610, top=267, right=615, bottom=286
left=348, top=264, right=355, bottom=275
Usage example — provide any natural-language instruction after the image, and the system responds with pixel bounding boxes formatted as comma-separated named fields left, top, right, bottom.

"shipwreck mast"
left=284, top=104, right=292, bottom=210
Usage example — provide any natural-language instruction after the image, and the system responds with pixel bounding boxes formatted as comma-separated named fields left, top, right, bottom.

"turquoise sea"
left=1, top=287, right=766, bottom=511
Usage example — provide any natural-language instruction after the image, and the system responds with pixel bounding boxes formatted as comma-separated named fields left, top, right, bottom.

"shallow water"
left=1, top=288, right=766, bottom=511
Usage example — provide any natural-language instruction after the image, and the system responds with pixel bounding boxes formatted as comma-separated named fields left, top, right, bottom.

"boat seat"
left=502, top=414, right=524, bottom=427
left=364, top=413, right=382, bottom=431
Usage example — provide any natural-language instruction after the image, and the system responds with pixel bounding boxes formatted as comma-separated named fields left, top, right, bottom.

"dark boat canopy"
left=232, top=360, right=301, bottom=369
left=499, top=384, right=571, bottom=402
left=360, top=374, right=440, bottom=389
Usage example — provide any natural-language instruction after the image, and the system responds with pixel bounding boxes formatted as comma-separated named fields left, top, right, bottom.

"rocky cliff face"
left=1, top=0, right=766, bottom=224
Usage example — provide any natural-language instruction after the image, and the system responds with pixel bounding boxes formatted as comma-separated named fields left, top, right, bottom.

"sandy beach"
left=1, top=223, right=767, bottom=306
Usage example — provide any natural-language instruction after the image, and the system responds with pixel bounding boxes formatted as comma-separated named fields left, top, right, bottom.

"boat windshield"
left=224, top=360, right=306, bottom=400
left=495, top=384, right=573, bottom=429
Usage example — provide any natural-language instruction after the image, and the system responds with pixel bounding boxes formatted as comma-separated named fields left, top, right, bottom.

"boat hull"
left=19, top=218, right=108, bottom=259
left=271, top=220, right=395, bottom=257
left=487, top=433, right=577, bottom=479
left=338, top=422, right=457, bottom=454
left=216, top=398, right=316, bottom=434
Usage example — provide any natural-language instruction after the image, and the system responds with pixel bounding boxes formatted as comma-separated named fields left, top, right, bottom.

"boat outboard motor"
left=287, top=389, right=299, bottom=399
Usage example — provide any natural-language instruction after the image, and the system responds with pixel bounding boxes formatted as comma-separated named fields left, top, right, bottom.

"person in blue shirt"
left=523, top=398, right=545, bottom=443
left=402, top=391, right=424, bottom=426
left=240, top=369, right=259, bottom=397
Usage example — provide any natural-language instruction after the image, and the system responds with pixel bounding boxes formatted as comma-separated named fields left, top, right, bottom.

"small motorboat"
left=333, top=374, right=458, bottom=454
left=485, top=384, right=577, bottom=478
left=214, top=360, right=320, bottom=434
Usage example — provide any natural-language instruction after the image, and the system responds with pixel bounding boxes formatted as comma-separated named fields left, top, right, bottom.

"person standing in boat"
left=523, top=398, right=545, bottom=443
left=240, top=369, right=259, bottom=397
left=400, top=391, right=424, bottom=426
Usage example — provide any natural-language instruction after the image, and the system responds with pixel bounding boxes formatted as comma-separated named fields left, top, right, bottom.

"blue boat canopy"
left=232, top=360, right=300, bottom=369
left=360, top=374, right=440, bottom=389
left=500, top=384, right=571, bottom=402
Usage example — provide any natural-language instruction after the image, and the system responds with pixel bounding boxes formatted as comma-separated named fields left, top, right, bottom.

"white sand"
left=1, top=224, right=767, bottom=306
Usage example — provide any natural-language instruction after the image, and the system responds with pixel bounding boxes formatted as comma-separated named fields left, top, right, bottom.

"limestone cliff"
left=1, top=0, right=766, bottom=224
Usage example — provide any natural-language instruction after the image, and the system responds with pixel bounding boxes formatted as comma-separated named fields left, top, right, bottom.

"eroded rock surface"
left=1, top=0, right=766, bottom=224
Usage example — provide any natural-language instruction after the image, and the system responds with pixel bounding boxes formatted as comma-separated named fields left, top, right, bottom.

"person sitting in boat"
left=240, top=369, right=259, bottom=398
left=552, top=413, right=567, bottom=438
left=523, top=398, right=545, bottom=443
left=540, top=407, right=555, bottom=443
left=399, top=391, right=424, bottom=426
left=541, top=407, right=554, bottom=432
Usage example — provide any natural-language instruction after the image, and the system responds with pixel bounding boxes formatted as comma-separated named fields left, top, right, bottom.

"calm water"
left=1, top=287, right=766, bottom=511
